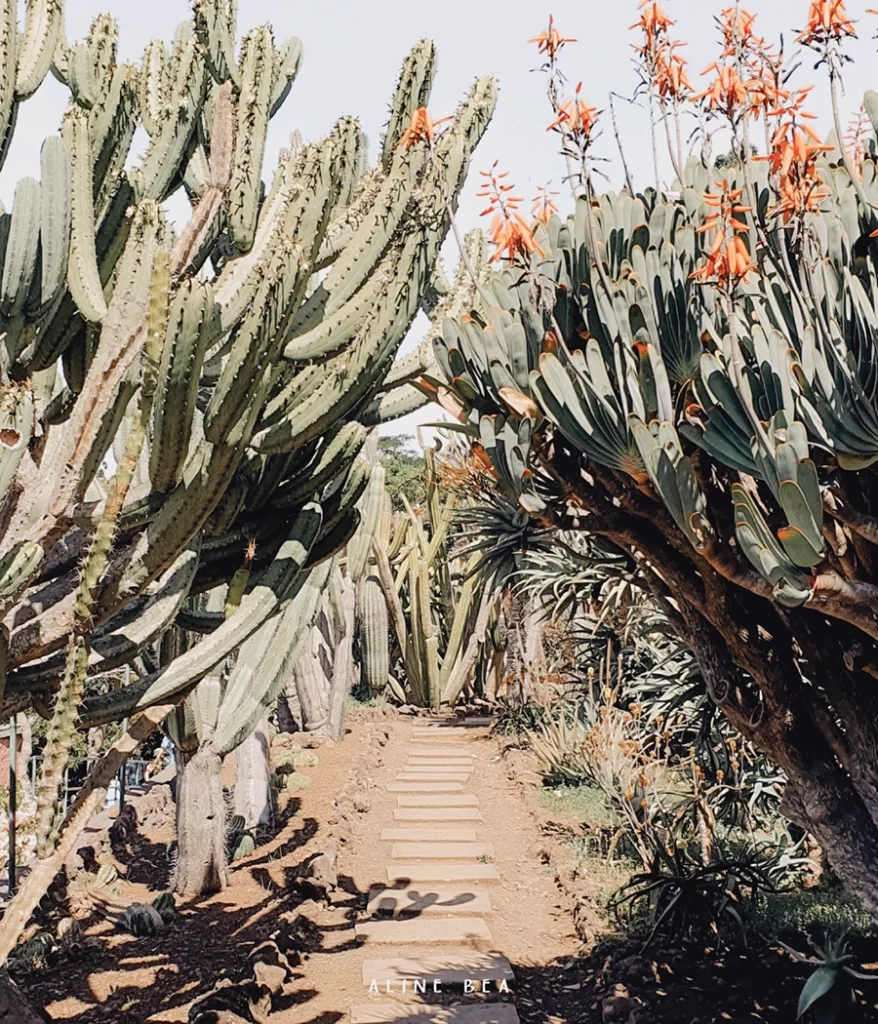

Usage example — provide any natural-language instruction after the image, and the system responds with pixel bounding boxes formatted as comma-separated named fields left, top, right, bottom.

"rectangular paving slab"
left=355, top=916, right=492, bottom=945
left=381, top=828, right=479, bottom=842
left=351, top=1004, right=519, bottom=1024
left=406, top=747, right=471, bottom=756
left=394, top=808, right=483, bottom=822
left=386, top=863, right=501, bottom=884
left=397, top=795, right=479, bottom=808
left=367, top=886, right=493, bottom=916
left=362, top=954, right=514, bottom=988
left=387, top=783, right=465, bottom=794
left=391, top=842, right=494, bottom=860
left=407, top=758, right=475, bottom=767
left=401, top=769, right=474, bottom=778
left=397, top=773, right=471, bottom=782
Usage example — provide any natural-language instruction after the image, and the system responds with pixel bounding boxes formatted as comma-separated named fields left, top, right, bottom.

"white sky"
left=4, top=1, right=878, bottom=439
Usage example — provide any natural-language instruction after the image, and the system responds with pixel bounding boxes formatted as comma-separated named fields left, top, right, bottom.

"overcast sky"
left=4, top=1, right=878, bottom=438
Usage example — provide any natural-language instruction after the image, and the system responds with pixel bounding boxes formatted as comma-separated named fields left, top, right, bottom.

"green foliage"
left=378, top=435, right=427, bottom=511
left=774, top=935, right=878, bottom=1024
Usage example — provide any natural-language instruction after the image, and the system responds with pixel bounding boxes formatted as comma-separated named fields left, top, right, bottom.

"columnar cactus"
left=0, top=0, right=496, bottom=951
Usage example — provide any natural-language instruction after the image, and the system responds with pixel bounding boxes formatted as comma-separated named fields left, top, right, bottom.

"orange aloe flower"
left=478, top=164, right=546, bottom=264
left=631, top=0, right=675, bottom=43
left=695, top=63, right=751, bottom=119
left=719, top=5, right=759, bottom=55
left=654, top=41, right=693, bottom=100
left=797, top=0, right=856, bottom=46
left=690, top=182, right=756, bottom=288
left=547, top=82, right=600, bottom=138
left=529, top=15, right=576, bottom=61
left=532, top=185, right=561, bottom=224
left=398, top=107, right=449, bottom=150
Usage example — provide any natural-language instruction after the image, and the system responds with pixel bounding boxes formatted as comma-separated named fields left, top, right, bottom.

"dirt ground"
left=12, top=709, right=878, bottom=1024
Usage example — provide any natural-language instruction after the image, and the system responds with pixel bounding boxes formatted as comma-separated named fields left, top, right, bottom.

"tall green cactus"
left=0, top=0, right=496, bottom=947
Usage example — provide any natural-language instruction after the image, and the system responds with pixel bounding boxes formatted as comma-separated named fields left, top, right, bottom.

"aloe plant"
left=430, top=121, right=878, bottom=914
left=0, top=0, right=496, bottom=961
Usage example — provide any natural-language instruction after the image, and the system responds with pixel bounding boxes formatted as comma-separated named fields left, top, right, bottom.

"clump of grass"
left=540, top=784, right=618, bottom=829
left=753, top=887, right=878, bottom=939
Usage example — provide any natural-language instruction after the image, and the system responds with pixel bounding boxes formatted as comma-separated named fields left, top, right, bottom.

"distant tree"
left=379, top=435, right=428, bottom=511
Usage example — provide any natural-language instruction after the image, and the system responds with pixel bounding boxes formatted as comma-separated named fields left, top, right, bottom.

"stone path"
left=351, top=718, right=520, bottom=1024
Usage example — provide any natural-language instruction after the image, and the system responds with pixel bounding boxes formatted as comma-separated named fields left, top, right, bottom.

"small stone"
left=352, top=795, right=371, bottom=813
left=602, top=985, right=636, bottom=1024
left=252, top=960, right=287, bottom=995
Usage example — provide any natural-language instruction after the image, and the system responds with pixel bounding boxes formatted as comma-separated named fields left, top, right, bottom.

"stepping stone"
left=391, top=842, right=493, bottom=860
left=403, top=762, right=473, bottom=769
left=395, top=808, right=482, bottom=822
left=362, top=954, right=514, bottom=988
left=355, top=916, right=492, bottom=944
left=351, top=1005, right=518, bottom=1024
left=407, top=758, right=475, bottom=767
left=397, top=795, right=479, bottom=807
left=401, top=768, right=473, bottom=777
left=406, top=747, right=470, bottom=756
left=367, top=886, right=493, bottom=916
left=381, top=828, right=479, bottom=842
left=387, top=782, right=464, bottom=793
left=397, top=773, right=471, bottom=782
left=386, top=863, right=501, bottom=884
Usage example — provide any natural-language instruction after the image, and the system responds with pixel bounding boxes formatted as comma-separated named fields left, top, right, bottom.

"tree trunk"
left=174, top=747, right=228, bottom=895
left=0, top=971, right=47, bottom=1022
left=233, top=716, right=272, bottom=829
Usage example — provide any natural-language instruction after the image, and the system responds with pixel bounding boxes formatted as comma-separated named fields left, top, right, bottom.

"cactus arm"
left=212, top=559, right=330, bottom=754
left=358, top=573, right=389, bottom=696
left=0, top=384, right=35, bottom=509
left=0, top=0, right=16, bottom=173
left=359, top=381, right=431, bottom=427
left=15, top=0, right=64, bottom=100
left=269, top=36, right=302, bottom=117
left=132, top=21, right=206, bottom=202
left=92, top=64, right=139, bottom=220
left=80, top=505, right=323, bottom=726
left=194, top=0, right=240, bottom=89
left=275, top=422, right=368, bottom=508
left=38, top=135, right=71, bottom=316
left=1, top=178, right=40, bottom=321
left=288, top=146, right=426, bottom=338
left=63, top=107, right=108, bottom=322
left=138, top=39, right=168, bottom=138
left=150, top=280, right=217, bottom=493
left=347, top=463, right=385, bottom=580
left=380, top=39, right=437, bottom=172
left=227, top=26, right=273, bottom=252
left=6, top=541, right=200, bottom=690
left=213, top=154, right=297, bottom=333
left=168, top=79, right=234, bottom=273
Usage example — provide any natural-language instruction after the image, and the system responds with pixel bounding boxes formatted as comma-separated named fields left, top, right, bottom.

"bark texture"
left=175, top=748, right=228, bottom=895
